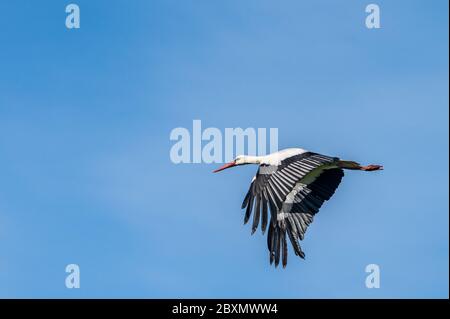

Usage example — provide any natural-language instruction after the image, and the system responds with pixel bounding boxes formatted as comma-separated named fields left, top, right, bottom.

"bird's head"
left=234, top=155, right=248, bottom=165
left=213, top=155, right=250, bottom=173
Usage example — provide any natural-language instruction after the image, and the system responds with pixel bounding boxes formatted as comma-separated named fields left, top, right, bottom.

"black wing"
left=241, top=152, right=343, bottom=267
left=267, top=168, right=344, bottom=267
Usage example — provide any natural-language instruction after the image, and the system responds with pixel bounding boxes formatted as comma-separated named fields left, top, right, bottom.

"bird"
left=213, top=148, right=383, bottom=268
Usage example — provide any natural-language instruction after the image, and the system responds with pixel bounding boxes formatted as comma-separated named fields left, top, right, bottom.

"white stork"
left=213, top=148, right=382, bottom=268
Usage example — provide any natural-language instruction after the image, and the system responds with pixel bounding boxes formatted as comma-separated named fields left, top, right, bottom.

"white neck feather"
left=241, top=155, right=264, bottom=164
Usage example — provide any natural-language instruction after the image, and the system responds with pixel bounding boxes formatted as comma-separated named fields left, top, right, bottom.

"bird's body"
left=214, top=148, right=382, bottom=268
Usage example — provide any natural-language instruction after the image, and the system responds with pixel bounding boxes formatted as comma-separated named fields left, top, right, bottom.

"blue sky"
left=0, top=0, right=448, bottom=298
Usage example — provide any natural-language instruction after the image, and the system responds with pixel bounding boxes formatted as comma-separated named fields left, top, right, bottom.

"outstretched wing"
left=267, top=168, right=344, bottom=267
left=241, top=152, right=343, bottom=267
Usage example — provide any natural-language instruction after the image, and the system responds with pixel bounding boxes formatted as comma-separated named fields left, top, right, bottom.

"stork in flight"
left=213, top=148, right=382, bottom=268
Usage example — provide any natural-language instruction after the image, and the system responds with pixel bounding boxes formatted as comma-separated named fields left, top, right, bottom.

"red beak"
left=213, top=161, right=237, bottom=173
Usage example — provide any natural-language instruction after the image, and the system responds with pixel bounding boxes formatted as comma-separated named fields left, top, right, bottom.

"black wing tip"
left=271, top=260, right=287, bottom=268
